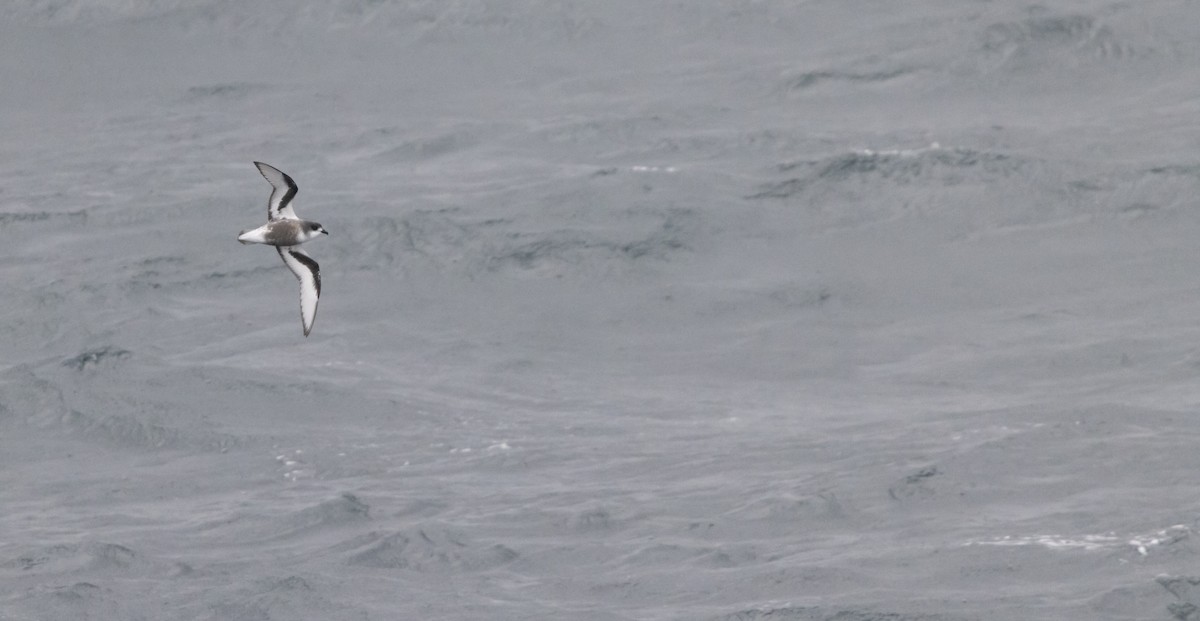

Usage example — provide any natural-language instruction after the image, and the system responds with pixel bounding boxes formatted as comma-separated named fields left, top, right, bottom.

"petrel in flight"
left=237, top=162, right=328, bottom=336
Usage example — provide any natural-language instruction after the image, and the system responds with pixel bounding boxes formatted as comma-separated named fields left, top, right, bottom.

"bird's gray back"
left=262, top=220, right=308, bottom=246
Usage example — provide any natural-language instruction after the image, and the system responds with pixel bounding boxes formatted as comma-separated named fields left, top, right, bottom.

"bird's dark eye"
left=310, top=224, right=320, bottom=230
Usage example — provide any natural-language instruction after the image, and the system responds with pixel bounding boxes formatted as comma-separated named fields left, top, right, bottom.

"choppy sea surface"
left=5, top=2, right=1200, bottom=619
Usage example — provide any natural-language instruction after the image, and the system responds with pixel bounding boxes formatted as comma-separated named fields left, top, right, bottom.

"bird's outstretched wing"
left=255, top=161, right=299, bottom=221
left=277, top=246, right=321, bottom=336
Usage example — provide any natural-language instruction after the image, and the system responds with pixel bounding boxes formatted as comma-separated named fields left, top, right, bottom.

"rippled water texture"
left=5, top=2, right=1200, bottom=619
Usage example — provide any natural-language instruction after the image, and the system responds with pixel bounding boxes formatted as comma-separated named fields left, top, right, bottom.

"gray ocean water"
left=4, top=2, right=1200, bottom=619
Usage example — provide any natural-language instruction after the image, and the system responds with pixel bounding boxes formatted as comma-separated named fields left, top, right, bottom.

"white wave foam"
left=965, top=524, right=1189, bottom=556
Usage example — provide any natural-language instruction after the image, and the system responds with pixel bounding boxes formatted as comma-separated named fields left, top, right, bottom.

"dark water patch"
left=620, top=226, right=688, bottom=259
left=344, top=205, right=692, bottom=276
left=271, top=575, right=312, bottom=591
left=13, top=0, right=600, bottom=40
left=544, top=505, right=638, bottom=534
left=123, top=262, right=279, bottom=294
left=0, top=209, right=87, bottom=227
left=716, top=607, right=827, bottom=621
left=1119, top=202, right=1159, bottom=216
left=1065, top=179, right=1106, bottom=192
left=137, top=255, right=187, bottom=266
left=125, top=256, right=188, bottom=290
left=406, top=3, right=598, bottom=43
left=333, top=210, right=471, bottom=271
left=698, top=544, right=760, bottom=569
left=81, top=542, right=136, bottom=570
left=888, top=465, right=940, bottom=501
left=617, top=542, right=710, bottom=567
left=4, top=543, right=76, bottom=572
left=345, top=524, right=518, bottom=572
left=394, top=209, right=476, bottom=263
left=983, top=14, right=1101, bottom=50
left=48, top=581, right=103, bottom=601
left=485, top=231, right=677, bottom=272
left=4, top=541, right=144, bottom=575
left=488, top=235, right=604, bottom=271
left=533, top=115, right=672, bottom=148
left=202, top=264, right=281, bottom=282
left=62, top=346, right=131, bottom=371
left=746, top=177, right=806, bottom=200
left=1146, top=164, right=1200, bottom=178
left=715, top=606, right=960, bottom=621
left=184, top=82, right=268, bottom=101
left=0, top=368, right=71, bottom=425
left=979, top=12, right=1139, bottom=67
left=208, top=573, right=362, bottom=621
left=369, top=128, right=479, bottom=162
left=263, top=493, right=371, bottom=540
left=61, top=409, right=242, bottom=452
left=565, top=506, right=618, bottom=533
left=291, top=493, right=371, bottom=523
left=484, top=211, right=692, bottom=275
left=1160, top=575, right=1200, bottom=620
left=747, top=147, right=1027, bottom=200
left=718, top=491, right=849, bottom=540
left=765, top=284, right=833, bottom=310
left=1111, top=164, right=1200, bottom=215
left=781, top=67, right=914, bottom=95
left=568, top=125, right=810, bottom=160
left=5, top=580, right=130, bottom=621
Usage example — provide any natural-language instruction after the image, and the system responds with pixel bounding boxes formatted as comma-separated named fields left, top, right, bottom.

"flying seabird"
left=237, top=162, right=329, bottom=337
